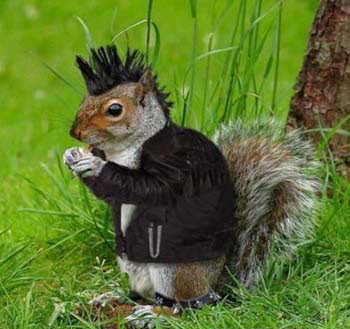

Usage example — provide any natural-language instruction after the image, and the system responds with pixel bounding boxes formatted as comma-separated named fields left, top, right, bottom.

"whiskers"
left=47, top=115, right=71, bottom=130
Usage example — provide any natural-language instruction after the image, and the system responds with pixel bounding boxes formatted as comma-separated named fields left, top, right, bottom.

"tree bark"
left=288, top=0, right=350, bottom=179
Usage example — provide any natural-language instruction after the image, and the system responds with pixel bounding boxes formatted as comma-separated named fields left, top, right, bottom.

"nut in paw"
left=63, top=147, right=85, bottom=168
left=63, top=147, right=106, bottom=178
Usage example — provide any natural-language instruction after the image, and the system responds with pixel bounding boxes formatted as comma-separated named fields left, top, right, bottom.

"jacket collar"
left=142, top=119, right=179, bottom=155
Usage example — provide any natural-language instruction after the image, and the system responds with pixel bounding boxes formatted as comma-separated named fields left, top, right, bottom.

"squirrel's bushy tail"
left=213, top=120, right=319, bottom=289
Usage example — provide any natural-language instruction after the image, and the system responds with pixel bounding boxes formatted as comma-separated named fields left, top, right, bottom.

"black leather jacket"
left=84, top=121, right=235, bottom=263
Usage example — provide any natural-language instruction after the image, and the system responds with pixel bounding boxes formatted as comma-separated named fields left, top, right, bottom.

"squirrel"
left=63, top=45, right=319, bottom=325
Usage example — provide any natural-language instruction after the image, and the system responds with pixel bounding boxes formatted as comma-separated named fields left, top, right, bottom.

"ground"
left=1, top=0, right=350, bottom=328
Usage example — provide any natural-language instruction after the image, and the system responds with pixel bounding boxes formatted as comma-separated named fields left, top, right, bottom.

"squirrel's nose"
left=70, top=125, right=82, bottom=141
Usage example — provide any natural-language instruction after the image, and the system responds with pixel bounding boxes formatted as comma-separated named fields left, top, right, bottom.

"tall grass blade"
left=150, top=22, right=160, bottom=68
left=182, top=46, right=238, bottom=88
left=40, top=163, right=73, bottom=204
left=19, top=283, right=34, bottom=329
left=200, top=32, right=214, bottom=131
left=20, top=176, right=59, bottom=209
left=271, top=2, right=283, bottom=112
left=221, top=0, right=284, bottom=122
left=0, top=228, right=9, bottom=238
left=186, top=0, right=198, bottom=127
left=181, top=91, right=190, bottom=127
left=37, top=58, right=82, bottom=96
left=314, top=115, right=350, bottom=157
left=200, top=0, right=235, bottom=131
left=110, top=6, right=118, bottom=37
left=76, top=16, right=94, bottom=51
left=145, top=0, right=154, bottom=65
left=43, top=229, right=85, bottom=254
left=111, top=19, right=147, bottom=42
left=0, top=243, right=29, bottom=267
left=18, top=208, right=79, bottom=218
left=209, top=0, right=245, bottom=107
left=189, top=0, right=197, bottom=18
left=220, top=0, right=246, bottom=123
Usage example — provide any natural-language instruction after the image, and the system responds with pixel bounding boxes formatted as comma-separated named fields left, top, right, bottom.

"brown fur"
left=174, top=257, right=225, bottom=299
left=70, top=84, right=141, bottom=143
left=224, top=140, right=294, bottom=273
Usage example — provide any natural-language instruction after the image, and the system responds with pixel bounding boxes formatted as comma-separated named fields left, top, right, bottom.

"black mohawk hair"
left=76, top=45, right=173, bottom=116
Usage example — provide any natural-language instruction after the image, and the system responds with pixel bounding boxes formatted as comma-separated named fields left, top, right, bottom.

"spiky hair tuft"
left=76, top=45, right=173, bottom=116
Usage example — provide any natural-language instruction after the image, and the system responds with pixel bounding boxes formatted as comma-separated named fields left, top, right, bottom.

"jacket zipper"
left=148, top=222, right=162, bottom=258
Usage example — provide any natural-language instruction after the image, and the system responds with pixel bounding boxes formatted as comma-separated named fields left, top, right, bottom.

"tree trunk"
left=288, top=0, right=350, bottom=179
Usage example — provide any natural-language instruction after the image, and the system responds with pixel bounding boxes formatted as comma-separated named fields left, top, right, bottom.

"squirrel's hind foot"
left=125, top=305, right=174, bottom=329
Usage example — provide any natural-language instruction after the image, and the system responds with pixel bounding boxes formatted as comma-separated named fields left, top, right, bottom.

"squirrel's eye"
left=107, top=103, right=123, bottom=117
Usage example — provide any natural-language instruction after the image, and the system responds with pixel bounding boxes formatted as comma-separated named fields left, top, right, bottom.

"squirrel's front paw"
left=63, top=147, right=85, bottom=168
left=63, top=147, right=106, bottom=178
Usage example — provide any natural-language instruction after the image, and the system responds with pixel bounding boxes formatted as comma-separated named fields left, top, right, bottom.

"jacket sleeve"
left=82, top=156, right=186, bottom=206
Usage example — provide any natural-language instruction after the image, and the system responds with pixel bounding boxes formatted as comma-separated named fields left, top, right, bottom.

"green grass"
left=2, top=0, right=350, bottom=328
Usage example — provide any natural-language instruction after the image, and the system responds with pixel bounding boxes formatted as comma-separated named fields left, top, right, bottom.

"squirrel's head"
left=70, top=45, right=172, bottom=152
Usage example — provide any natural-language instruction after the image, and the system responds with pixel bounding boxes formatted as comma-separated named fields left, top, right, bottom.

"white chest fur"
left=105, top=146, right=141, bottom=235
left=100, top=100, right=169, bottom=299
left=104, top=146, right=156, bottom=298
left=120, top=204, right=137, bottom=234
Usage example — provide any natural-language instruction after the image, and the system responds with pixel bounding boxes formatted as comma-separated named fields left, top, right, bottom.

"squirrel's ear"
left=135, top=69, right=155, bottom=99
